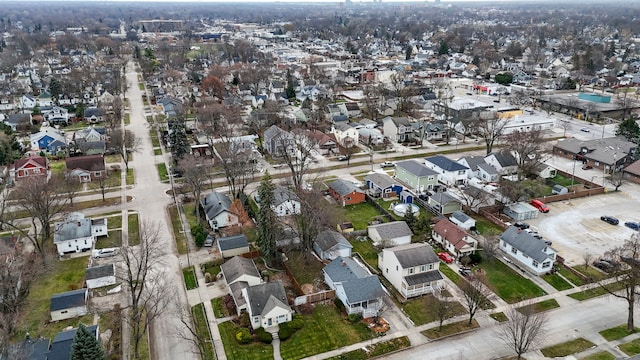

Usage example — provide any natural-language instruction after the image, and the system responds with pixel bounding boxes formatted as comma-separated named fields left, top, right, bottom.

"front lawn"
left=421, top=319, right=479, bottom=339
left=619, top=338, right=640, bottom=356
left=541, top=338, right=595, bottom=357
left=280, top=304, right=372, bottom=359
left=211, top=298, right=226, bottom=318
left=326, top=336, right=411, bottom=360
left=192, top=303, right=215, bottom=360
left=168, top=205, right=188, bottom=254
left=582, top=351, right=616, bottom=360
left=599, top=324, right=639, bottom=341
left=349, top=238, right=379, bottom=271
left=183, top=266, right=198, bottom=290
left=478, top=259, right=546, bottom=303
left=542, top=273, right=574, bottom=291
left=573, top=264, right=606, bottom=282
left=126, top=169, right=134, bottom=185
left=218, top=322, right=273, bottom=360
left=284, top=251, right=325, bottom=286
left=516, top=299, right=559, bottom=314
left=569, top=282, right=626, bottom=301
left=341, top=202, right=386, bottom=230
left=402, top=295, right=466, bottom=326
left=558, top=266, right=585, bottom=286
left=439, top=264, right=463, bottom=286
left=128, top=211, right=140, bottom=246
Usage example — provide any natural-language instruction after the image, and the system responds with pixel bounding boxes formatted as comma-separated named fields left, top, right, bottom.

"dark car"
left=601, top=216, right=619, bottom=225
left=514, top=222, right=530, bottom=230
left=582, top=164, right=593, bottom=170
left=625, top=222, right=640, bottom=231
left=459, top=268, right=472, bottom=277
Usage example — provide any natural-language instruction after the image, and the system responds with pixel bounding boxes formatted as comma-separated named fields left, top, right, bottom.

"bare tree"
left=0, top=253, right=38, bottom=350
left=458, top=186, right=493, bottom=211
left=480, top=229, right=501, bottom=262
left=558, top=120, right=572, bottom=137
left=460, top=274, right=493, bottom=325
left=59, top=175, right=82, bottom=207
left=119, top=222, right=174, bottom=359
left=217, top=137, right=256, bottom=200
left=503, top=128, right=548, bottom=180
left=477, top=113, right=507, bottom=155
left=177, top=155, right=210, bottom=220
left=608, top=168, right=626, bottom=191
left=362, top=85, right=384, bottom=122
left=109, top=128, right=140, bottom=170
left=278, top=129, right=317, bottom=191
left=173, top=303, right=209, bottom=360
left=496, top=303, right=548, bottom=360
left=105, top=97, right=124, bottom=132
left=599, top=234, right=640, bottom=332
left=293, top=189, right=338, bottom=254
left=583, top=252, right=593, bottom=268
left=91, top=173, right=115, bottom=202
left=434, top=295, right=452, bottom=331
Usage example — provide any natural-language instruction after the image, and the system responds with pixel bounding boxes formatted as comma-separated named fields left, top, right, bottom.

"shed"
left=218, top=234, right=250, bottom=258
left=503, top=202, right=539, bottom=221
left=50, top=288, right=88, bottom=322
left=86, top=264, right=116, bottom=289
left=551, top=184, right=568, bottom=195
left=449, top=210, right=476, bottom=231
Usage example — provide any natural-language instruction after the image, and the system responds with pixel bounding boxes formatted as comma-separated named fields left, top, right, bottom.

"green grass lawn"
left=569, top=282, right=626, bottom=301
left=550, top=173, right=575, bottom=187
left=150, top=131, right=160, bottom=147
left=342, top=202, right=387, bottom=230
left=157, top=163, right=169, bottom=181
left=542, top=273, right=574, bottom=291
left=95, top=230, right=122, bottom=249
left=49, top=160, right=66, bottom=175
left=126, top=169, right=134, bottom=185
left=581, top=351, right=616, bottom=360
left=517, top=299, right=559, bottom=314
left=218, top=322, right=273, bottom=360
left=183, top=266, right=198, bottom=290
left=421, top=319, right=479, bottom=339
left=192, top=303, right=215, bottom=360
left=139, top=83, right=145, bottom=90
left=211, top=298, right=226, bottom=318
left=619, top=338, right=640, bottom=356
left=201, top=261, right=221, bottom=278
left=17, top=256, right=90, bottom=340
left=326, top=336, right=411, bottom=360
left=558, top=266, right=585, bottom=286
left=402, top=295, right=466, bottom=326
left=168, top=205, right=188, bottom=254
left=104, top=214, right=123, bottom=229
left=574, top=264, right=606, bottom=282
left=478, top=260, right=546, bottom=303
left=349, top=238, right=379, bottom=271
left=284, top=252, right=325, bottom=286
left=154, top=148, right=162, bottom=156
left=490, top=312, right=509, bottom=322
left=128, top=212, right=140, bottom=246
left=599, top=324, right=639, bottom=341
left=472, top=216, right=504, bottom=235
left=439, top=264, right=463, bottom=286
left=124, top=113, right=131, bottom=125
left=280, top=304, right=372, bottom=359
left=541, top=338, right=595, bottom=357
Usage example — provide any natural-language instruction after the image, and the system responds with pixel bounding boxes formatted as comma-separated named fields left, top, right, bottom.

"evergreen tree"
left=256, top=172, right=282, bottom=266
left=168, top=119, right=190, bottom=161
left=616, top=118, right=640, bottom=143
left=403, top=206, right=416, bottom=231
left=285, top=69, right=296, bottom=100
left=49, top=78, right=62, bottom=101
left=405, top=45, right=413, bottom=61
left=438, top=41, right=449, bottom=55
left=70, top=323, right=105, bottom=360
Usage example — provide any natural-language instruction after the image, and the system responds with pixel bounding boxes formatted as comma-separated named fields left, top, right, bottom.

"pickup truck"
left=380, top=161, right=395, bottom=168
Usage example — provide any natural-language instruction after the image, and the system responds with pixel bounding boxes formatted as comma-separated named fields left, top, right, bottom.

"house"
left=344, top=102, right=362, bottom=118
left=331, top=122, right=359, bottom=146
left=313, top=230, right=352, bottom=260
left=53, top=213, right=108, bottom=256
left=503, top=202, right=539, bottom=221
left=42, top=106, right=70, bottom=125
left=432, top=218, right=478, bottom=258
left=458, top=156, right=488, bottom=180
left=358, top=127, right=385, bottom=146
left=364, top=173, right=403, bottom=199
left=86, top=264, right=117, bottom=289
left=394, top=160, right=439, bottom=193
left=553, top=136, right=637, bottom=173
left=242, top=281, right=293, bottom=329
left=9, top=155, right=50, bottom=183
left=20, top=94, right=37, bottom=109
left=157, top=96, right=184, bottom=118
left=428, top=192, right=462, bottom=215
left=485, top=151, right=519, bottom=176
left=221, top=256, right=262, bottom=312
left=378, top=243, right=443, bottom=299
left=449, top=210, right=476, bottom=231
left=47, top=325, right=100, bottom=360
left=328, top=179, right=365, bottom=206
left=3, top=113, right=32, bottom=131
left=66, top=155, right=106, bottom=182
left=263, top=125, right=294, bottom=156
left=500, top=226, right=556, bottom=275
left=201, top=192, right=239, bottom=231
left=272, top=186, right=301, bottom=216
left=476, top=163, right=500, bottom=182
left=424, top=155, right=469, bottom=186
left=624, top=159, right=640, bottom=184
left=74, top=126, right=107, bottom=143
left=37, top=91, right=53, bottom=107
left=323, top=256, right=385, bottom=318
left=368, top=221, right=413, bottom=247
left=218, top=234, right=250, bottom=258
left=533, top=164, right=557, bottom=179
left=50, top=288, right=88, bottom=321
left=292, top=129, right=337, bottom=155
left=422, top=122, right=447, bottom=141
left=382, top=116, right=414, bottom=143
left=83, top=107, right=105, bottom=123
left=30, top=127, right=67, bottom=153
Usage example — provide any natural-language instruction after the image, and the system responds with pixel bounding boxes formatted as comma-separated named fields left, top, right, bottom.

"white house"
left=50, top=288, right=88, bottom=322
left=201, top=192, right=239, bottom=231
left=449, top=210, right=476, bottom=231
left=432, top=218, right=478, bottom=258
left=53, top=213, right=107, bottom=256
left=242, top=281, right=293, bottom=329
left=331, top=122, right=359, bottom=146
left=378, top=243, right=444, bottom=299
left=424, top=155, right=469, bottom=186
left=500, top=226, right=556, bottom=275
left=220, top=256, right=262, bottom=312
left=368, top=221, right=413, bottom=247
left=272, top=186, right=301, bottom=217
left=484, top=151, right=519, bottom=176
left=86, top=264, right=117, bottom=289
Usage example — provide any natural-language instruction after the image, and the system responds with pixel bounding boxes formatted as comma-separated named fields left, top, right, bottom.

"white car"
left=94, top=248, right=118, bottom=258
left=580, top=127, right=590, bottom=132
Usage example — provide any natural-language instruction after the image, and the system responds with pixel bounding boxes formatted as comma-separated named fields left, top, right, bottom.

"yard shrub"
left=255, top=327, right=273, bottom=344
left=278, top=322, right=295, bottom=341
left=191, top=225, right=207, bottom=247
left=469, top=252, right=482, bottom=264
left=289, top=314, right=304, bottom=330
left=224, top=294, right=237, bottom=316
left=204, top=272, right=213, bottom=283
left=235, top=328, right=252, bottom=344
left=237, top=312, right=250, bottom=328
left=348, top=313, right=363, bottom=323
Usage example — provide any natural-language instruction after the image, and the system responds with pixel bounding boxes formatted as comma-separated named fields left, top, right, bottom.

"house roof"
left=365, top=173, right=396, bottom=189
left=430, top=192, right=460, bottom=206
left=487, top=151, right=518, bottom=167
left=53, top=218, right=92, bottom=243
left=86, top=264, right=115, bottom=280
left=218, top=234, right=249, bottom=251
left=273, top=186, right=300, bottom=206
left=66, top=155, right=105, bottom=173
left=478, top=162, right=499, bottom=175
left=50, top=288, right=87, bottom=311
left=395, top=160, right=438, bottom=177
left=404, top=270, right=443, bottom=286
left=220, top=256, right=260, bottom=284
left=315, top=230, right=352, bottom=252
left=624, top=159, right=640, bottom=176
left=47, top=325, right=98, bottom=360
left=500, top=226, right=554, bottom=263
left=201, top=191, right=233, bottom=220
left=553, top=136, right=636, bottom=165
left=458, top=156, right=486, bottom=171
left=11, top=155, right=48, bottom=171
left=229, top=281, right=248, bottom=309
left=323, top=256, right=369, bottom=282
left=245, top=281, right=290, bottom=316
left=450, top=210, right=472, bottom=224
left=341, top=275, right=385, bottom=304
left=329, top=179, right=363, bottom=197
left=433, top=218, right=474, bottom=250
left=386, top=243, right=439, bottom=268
left=84, top=107, right=104, bottom=117
left=369, top=221, right=413, bottom=240
left=425, top=155, right=469, bottom=172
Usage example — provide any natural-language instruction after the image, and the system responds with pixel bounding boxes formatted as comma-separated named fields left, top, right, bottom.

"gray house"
left=201, top=192, right=239, bottom=231
left=394, top=160, right=439, bottom=193
left=323, top=256, right=385, bottom=318
left=313, top=230, right=353, bottom=260
left=427, top=192, right=462, bottom=215
left=263, top=125, right=294, bottom=156
left=382, top=117, right=413, bottom=143
left=500, top=226, right=556, bottom=275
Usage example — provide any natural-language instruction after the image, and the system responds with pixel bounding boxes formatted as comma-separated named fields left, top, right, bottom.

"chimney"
left=517, top=228, right=521, bottom=234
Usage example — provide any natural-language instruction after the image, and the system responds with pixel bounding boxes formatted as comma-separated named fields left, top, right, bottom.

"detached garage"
left=503, top=202, right=539, bottom=221
left=218, top=234, right=250, bottom=258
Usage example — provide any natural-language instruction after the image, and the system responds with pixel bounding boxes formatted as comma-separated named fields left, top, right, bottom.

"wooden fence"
left=282, top=261, right=303, bottom=295
left=294, top=290, right=336, bottom=306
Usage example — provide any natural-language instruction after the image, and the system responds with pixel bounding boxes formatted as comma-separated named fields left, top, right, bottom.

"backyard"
left=284, top=251, right=325, bottom=287
left=341, top=202, right=387, bottom=230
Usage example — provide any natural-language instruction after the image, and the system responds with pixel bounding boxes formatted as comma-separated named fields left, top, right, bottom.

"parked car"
left=530, top=199, right=550, bottom=213
left=593, top=260, right=613, bottom=272
left=459, top=268, right=472, bottom=277
left=514, top=222, right=530, bottom=230
left=625, top=222, right=640, bottom=231
left=582, top=164, right=593, bottom=170
left=338, top=155, right=350, bottom=161
left=580, top=127, right=590, bottom=132
left=203, top=234, right=215, bottom=247
left=95, top=248, right=118, bottom=258
left=437, top=252, right=454, bottom=264
left=600, top=216, right=619, bottom=225
left=380, top=161, right=395, bottom=168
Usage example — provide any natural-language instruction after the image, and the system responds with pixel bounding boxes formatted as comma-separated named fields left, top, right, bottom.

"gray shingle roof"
left=50, top=289, right=87, bottom=311
left=86, top=264, right=115, bottom=280
left=430, top=192, right=460, bottom=206
left=53, top=218, right=92, bottom=243
left=245, top=281, right=290, bottom=316
left=405, top=271, right=443, bottom=286
left=458, top=156, right=486, bottom=171
left=365, top=173, right=396, bottom=189
left=501, top=226, right=553, bottom=263
left=388, top=243, right=439, bottom=268
left=323, top=256, right=369, bottom=282
left=395, top=160, right=438, bottom=177
left=201, top=192, right=233, bottom=220
left=315, top=230, right=352, bottom=252
left=487, top=151, right=518, bottom=167
left=220, top=256, right=260, bottom=284
left=341, top=276, right=385, bottom=304
left=329, top=179, right=363, bottom=197
left=273, top=186, right=300, bottom=206
left=48, top=325, right=99, bottom=360
left=369, top=221, right=413, bottom=240
left=425, top=155, right=469, bottom=172
left=450, top=210, right=471, bottom=223
left=478, top=162, right=499, bottom=175
left=553, top=136, right=637, bottom=165
left=218, top=234, right=249, bottom=251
